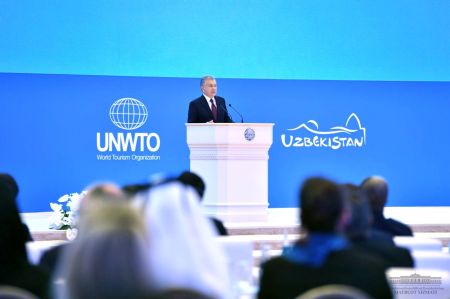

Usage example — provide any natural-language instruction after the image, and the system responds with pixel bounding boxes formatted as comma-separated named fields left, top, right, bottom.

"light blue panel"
left=1, top=1, right=449, bottom=81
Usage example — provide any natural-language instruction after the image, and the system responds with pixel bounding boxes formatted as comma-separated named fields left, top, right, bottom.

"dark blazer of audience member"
left=258, top=178, right=392, bottom=299
left=187, top=76, right=233, bottom=123
left=0, top=183, right=49, bottom=299
left=0, top=173, right=33, bottom=241
left=361, top=176, right=413, bottom=236
left=178, top=171, right=228, bottom=236
left=342, top=184, right=414, bottom=268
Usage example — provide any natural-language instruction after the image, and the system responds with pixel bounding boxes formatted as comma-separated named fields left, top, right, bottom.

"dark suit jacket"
left=258, top=247, right=393, bottom=299
left=188, top=95, right=233, bottom=123
left=38, top=243, right=68, bottom=277
left=373, top=212, right=413, bottom=236
left=370, top=228, right=395, bottom=245
left=351, top=237, right=414, bottom=268
left=0, top=261, right=50, bottom=299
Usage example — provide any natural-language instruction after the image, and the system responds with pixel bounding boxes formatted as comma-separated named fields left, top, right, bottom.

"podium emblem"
left=244, top=128, right=255, bottom=141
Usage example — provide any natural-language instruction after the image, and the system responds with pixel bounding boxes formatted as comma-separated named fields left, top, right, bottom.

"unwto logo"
left=96, top=98, right=161, bottom=161
left=109, top=98, right=148, bottom=130
left=281, top=113, right=366, bottom=150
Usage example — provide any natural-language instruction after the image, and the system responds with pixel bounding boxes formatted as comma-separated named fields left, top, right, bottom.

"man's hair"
left=360, top=176, right=388, bottom=213
left=300, top=177, right=345, bottom=233
left=200, top=75, right=215, bottom=87
left=178, top=171, right=205, bottom=199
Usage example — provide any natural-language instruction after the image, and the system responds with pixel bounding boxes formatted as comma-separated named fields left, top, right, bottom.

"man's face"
left=201, top=79, right=217, bottom=98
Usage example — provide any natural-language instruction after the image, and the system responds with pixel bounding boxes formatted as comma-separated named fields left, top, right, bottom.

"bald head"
left=361, top=176, right=388, bottom=213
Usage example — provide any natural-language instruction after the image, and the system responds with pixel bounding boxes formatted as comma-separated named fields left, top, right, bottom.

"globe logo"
left=109, top=98, right=148, bottom=130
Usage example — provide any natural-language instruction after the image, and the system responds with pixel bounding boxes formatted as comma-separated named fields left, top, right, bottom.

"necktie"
left=210, top=99, right=217, bottom=122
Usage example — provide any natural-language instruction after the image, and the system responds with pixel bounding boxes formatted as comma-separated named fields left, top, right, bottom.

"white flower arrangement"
left=49, top=191, right=86, bottom=230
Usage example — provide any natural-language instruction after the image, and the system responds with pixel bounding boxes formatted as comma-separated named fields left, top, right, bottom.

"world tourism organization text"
left=97, top=154, right=161, bottom=162
left=96, top=132, right=161, bottom=161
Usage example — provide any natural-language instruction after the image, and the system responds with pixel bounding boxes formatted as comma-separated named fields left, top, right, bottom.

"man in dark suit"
left=361, top=176, right=413, bottom=236
left=258, top=177, right=393, bottom=299
left=342, top=183, right=414, bottom=268
left=187, top=76, right=233, bottom=123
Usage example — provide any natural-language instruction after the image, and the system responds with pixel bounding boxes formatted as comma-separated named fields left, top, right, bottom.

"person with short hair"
left=258, top=177, right=392, bottom=299
left=342, top=183, right=414, bottom=268
left=361, top=176, right=413, bottom=236
left=187, top=76, right=233, bottom=123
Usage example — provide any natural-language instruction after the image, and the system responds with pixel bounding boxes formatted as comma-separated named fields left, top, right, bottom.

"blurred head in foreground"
left=139, top=180, right=230, bottom=299
left=61, top=200, right=152, bottom=299
left=300, top=177, right=349, bottom=234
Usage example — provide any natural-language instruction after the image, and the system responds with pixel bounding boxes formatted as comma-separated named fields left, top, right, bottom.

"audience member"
left=138, top=180, right=230, bottom=299
left=178, top=171, right=228, bottom=236
left=39, top=183, right=126, bottom=277
left=258, top=177, right=392, bottom=299
left=0, top=182, right=49, bottom=299
left=0, top=173, right=33, bottom=241
left=342, top=183, right=414, bottom=268
left=361, top=176, right=413, bottom=236
left=57, top=200, right=152, bottom=299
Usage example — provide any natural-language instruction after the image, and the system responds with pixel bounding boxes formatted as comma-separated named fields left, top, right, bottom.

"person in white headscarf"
left=138, top=181, right=231, bottom=299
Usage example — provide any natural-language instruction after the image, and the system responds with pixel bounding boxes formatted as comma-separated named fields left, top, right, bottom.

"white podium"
left=186, top=123, right=274, bottom=222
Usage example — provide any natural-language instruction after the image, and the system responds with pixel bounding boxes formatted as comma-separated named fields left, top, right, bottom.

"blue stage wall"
left=1, top=73, right=449, bottom=212
left=2, top=1, right=450, bottom=211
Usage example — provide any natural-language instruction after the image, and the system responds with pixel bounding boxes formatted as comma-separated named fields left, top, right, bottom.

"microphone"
left=228, top=103, right=244, bottom=123
left=218, top=103, right=233, bottom=122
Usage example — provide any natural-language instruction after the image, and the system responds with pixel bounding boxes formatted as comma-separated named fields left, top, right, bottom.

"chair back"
left=296, top=284, right=372, bottom=299
left=0, top=286, right=39, bottom=299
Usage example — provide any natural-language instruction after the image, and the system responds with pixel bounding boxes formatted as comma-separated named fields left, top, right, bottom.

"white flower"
left=67, top=196, right=81, bottom=211
left=58, top=194, right=70, bottom=203
left=49, top=191, right=85, bottom=230
left=50, top=203, right=63, bottom=212
left=49, top=212, right=64, bottom=230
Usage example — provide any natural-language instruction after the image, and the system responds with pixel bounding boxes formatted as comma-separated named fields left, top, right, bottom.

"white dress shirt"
left=203, top=94, right=216, bottom=110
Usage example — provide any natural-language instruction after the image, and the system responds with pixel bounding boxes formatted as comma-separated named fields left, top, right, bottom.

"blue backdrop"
left=1, top=1, right=450, bottom=211
left=1, top=73, right=450, bottom=211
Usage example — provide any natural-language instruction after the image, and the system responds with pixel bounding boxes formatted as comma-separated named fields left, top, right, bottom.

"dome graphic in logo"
left=109, top=98, right=148, bottom=130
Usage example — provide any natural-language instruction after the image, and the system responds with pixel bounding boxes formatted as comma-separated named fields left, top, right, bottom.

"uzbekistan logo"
left=109, top=98, right=148, bottom=130
left=281, top=113, right=366, bottom=150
